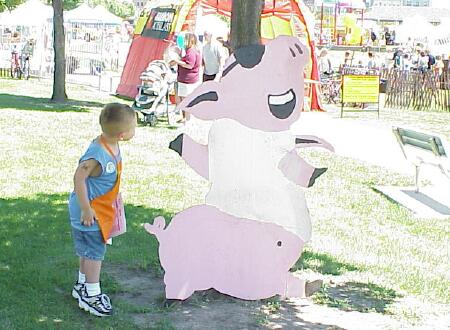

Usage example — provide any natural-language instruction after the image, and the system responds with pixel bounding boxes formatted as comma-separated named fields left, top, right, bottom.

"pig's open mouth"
left=268, top=89, right=296, bottom=119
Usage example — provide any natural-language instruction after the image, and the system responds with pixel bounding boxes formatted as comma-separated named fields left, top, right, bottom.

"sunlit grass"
left=0, top=78, right=449, bottom=328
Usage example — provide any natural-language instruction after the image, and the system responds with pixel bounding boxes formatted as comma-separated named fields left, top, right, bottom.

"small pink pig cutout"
left=145, top=36, right=334, bottom=301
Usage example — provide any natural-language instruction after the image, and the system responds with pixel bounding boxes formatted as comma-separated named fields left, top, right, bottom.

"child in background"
left=69, top=103, right=136, bottom=317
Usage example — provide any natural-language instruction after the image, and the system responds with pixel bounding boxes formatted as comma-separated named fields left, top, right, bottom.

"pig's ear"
left=177, top=81, right=222, bottom=120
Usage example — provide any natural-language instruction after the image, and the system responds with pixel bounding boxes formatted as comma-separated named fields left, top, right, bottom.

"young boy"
left=69, top=103, right=136, bottom=317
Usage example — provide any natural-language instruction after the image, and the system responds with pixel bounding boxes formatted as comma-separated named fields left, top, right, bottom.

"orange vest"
left=91, top=136, right=122, bottom=242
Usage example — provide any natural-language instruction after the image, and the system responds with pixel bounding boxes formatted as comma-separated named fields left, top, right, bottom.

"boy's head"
left=99, top=103, right=136, bottom=141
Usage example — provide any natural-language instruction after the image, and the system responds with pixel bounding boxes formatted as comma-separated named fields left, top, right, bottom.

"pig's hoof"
left=308, top=168, right=327, bottom=187
left=305, top=279, right=323, bottom=297
left=169, top=134, right=183, bottom=156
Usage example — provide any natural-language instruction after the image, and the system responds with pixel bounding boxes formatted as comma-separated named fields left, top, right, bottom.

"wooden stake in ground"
left=51, top=0, right=67, bottom=102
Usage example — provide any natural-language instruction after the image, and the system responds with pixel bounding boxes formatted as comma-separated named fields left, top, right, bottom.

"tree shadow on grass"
left=292, top=250, right=360, bottom=275
left=0, top=94, right=104, bottom=112
left=0, top=193, right=172, bottom=328
left=313, top=282, right=401, bottom=314
left=0, top=193, right=349, bottom=329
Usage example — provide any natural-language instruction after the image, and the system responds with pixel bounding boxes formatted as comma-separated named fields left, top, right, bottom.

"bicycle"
left=320, top=73, right=341, bottom=104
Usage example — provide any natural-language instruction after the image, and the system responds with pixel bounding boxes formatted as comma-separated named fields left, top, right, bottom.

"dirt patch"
left=106, top=264, right=450, bottom=329
left=106, top=265, right=377, bottom=329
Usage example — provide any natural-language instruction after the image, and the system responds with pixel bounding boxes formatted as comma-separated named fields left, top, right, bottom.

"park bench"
left=393, top=127, right=449, bottom=193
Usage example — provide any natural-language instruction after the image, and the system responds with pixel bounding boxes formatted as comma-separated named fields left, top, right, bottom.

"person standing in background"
left=202, top=31, right=226, bottom=82
left=435, top=55, right=444, bottom=76
left=418, top=51, right=429, bottom=72
left=318, top=49, right=332, bottom=77
left=171, top=33, right=201, bottom=123
left=367, top=52, right=378, bottom=71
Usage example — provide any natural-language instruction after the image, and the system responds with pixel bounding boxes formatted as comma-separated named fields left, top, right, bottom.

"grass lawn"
left=0, top=78, right=449, bottom=329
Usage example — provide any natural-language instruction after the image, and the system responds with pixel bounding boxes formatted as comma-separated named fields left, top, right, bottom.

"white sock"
left=78, top=271, right=86, bottom=284
left=85, top=282, right=101, bottom=297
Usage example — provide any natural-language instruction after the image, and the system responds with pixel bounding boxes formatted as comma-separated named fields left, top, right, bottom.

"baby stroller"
left=132, top=60, right=176, bottom=126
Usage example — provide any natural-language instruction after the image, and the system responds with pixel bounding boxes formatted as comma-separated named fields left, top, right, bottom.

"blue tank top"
left=69, top=139, right=121, bottom=231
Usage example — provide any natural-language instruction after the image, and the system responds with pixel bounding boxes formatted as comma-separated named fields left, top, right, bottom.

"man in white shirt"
left=202, top=31, right=226, bottom=82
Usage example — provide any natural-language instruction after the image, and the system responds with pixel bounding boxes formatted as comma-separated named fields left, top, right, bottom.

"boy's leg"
left=84, top=259, right=102, bottom=283
left=84, top=259, right=102, bottom=296
left=79, top=257, right=85, bottom=274
left=76, top=231, right=112, bottom=317
left=71, top=230, right=87, bottom=300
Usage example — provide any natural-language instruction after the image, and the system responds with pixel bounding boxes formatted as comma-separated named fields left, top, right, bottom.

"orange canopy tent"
left=117, top=0, right=323, bottom=111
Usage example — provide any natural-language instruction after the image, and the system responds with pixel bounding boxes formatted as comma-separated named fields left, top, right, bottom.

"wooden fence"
left=381, top=69, right=449, bottom=111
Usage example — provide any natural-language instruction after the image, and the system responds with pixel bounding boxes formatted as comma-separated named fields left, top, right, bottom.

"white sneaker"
left=71, top=281, right=85, bottom=301
left=79, top=292, right=113, bottom=317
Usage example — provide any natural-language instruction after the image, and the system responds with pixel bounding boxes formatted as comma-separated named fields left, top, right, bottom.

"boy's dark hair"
left=99, top=103, right=135, bottom=136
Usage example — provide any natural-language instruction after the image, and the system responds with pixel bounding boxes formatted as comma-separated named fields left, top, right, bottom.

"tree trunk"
left=51, top=0, right=67, bottom=102
left=230, top=0, right=263, bottom=50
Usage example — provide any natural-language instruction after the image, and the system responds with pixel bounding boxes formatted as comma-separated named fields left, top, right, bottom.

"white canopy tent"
left=64, top=4, right=122, bottom=25
left=93, top=5, right=123, bottom=25
left=0, top=0, right=53, bottom=69
left=0, top=0, right=52, bottom=26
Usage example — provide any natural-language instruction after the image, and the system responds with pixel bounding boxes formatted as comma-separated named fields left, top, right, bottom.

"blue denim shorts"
left=71, top=227, right=106, bottom=261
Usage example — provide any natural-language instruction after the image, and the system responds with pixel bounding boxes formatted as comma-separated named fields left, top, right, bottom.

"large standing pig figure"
left=144, top=36, right=334, bottom=301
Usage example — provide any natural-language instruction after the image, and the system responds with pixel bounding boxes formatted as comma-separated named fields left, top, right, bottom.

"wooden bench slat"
left=401, top=136, right=435, bottom=152
left=396, top=128, right=447, bottom=157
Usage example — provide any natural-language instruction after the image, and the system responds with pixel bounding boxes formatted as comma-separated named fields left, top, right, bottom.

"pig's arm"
left=169, top=134, right=209, bottom=180
left=294, top=135, right=334, bottom=152
left=278, top=135, right=334, bottom=187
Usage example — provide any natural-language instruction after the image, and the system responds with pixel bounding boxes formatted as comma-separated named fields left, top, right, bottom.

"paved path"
left=291, top=109, right=413, bottom=175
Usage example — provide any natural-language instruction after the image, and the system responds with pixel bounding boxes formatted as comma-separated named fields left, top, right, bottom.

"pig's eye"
left=277, top=241, right=282, bottom=247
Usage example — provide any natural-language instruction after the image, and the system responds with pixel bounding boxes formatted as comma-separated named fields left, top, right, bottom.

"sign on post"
left=341, top=74, right=380, bottom=118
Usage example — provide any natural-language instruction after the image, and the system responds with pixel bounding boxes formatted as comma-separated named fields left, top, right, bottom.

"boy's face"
left=120, top=118, right=136, bottom=141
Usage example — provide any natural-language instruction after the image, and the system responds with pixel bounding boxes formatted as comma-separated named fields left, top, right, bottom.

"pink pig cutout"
left=145, top=36, right=334, bottom=301
left=144, top=205, right=307, bottom=300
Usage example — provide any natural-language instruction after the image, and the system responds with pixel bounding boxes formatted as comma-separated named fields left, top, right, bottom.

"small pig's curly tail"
left=144, top=216, right=166, bottom=239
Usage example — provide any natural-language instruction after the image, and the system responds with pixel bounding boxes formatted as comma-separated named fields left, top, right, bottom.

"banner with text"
left=143, top=8, right=176, bottom=40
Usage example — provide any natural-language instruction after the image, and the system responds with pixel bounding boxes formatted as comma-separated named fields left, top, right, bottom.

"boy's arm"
left=73, top=159, right=101, bottom=226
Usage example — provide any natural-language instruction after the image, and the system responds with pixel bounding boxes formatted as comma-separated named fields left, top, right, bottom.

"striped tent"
left=117, top=0, right=322, bottom=111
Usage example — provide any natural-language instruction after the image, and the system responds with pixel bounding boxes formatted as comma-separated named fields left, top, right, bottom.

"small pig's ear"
left=178, top=81, right=222, bottom=120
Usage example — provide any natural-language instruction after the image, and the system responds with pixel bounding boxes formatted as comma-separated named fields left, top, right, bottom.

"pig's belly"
left=206, top=119, right=311, bottom=242
left=206, top=182, right=311, bottom=243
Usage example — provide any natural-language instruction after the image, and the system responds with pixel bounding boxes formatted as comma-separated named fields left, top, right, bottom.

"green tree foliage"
left=86, top=0, right=134, bottom=19
left=0, top=0, right=24, bottom=12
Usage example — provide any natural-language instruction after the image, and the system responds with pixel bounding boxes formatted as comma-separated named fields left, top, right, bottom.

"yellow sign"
left=342, top=75, right=380, bottom=103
